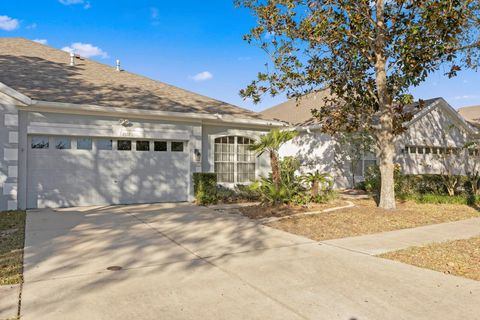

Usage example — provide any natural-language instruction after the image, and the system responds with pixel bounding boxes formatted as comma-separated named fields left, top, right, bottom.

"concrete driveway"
left=22, top=203, right=480, bottom=319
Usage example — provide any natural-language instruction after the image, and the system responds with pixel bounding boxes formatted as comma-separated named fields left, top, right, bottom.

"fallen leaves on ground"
left=239, top=199, right=348, bottom=219
left=259, top=199, right=479, bottom=241
left=380, top=236, right=480, bottom=281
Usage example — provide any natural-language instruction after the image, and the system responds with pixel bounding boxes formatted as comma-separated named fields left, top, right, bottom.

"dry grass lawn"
left=0, top=210, right=26, bottom=285
left=265, top=199, right=480, bottom=241
left=380, top=236, right=480, bottom=281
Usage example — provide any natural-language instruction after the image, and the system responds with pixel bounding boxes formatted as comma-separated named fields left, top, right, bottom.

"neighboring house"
left=0, top=38, right=284, bottom=210
left=262, top=90, right=480, bottom=188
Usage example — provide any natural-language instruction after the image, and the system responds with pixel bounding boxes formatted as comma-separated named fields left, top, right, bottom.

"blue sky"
left=1, top=0, right=479, bottom=111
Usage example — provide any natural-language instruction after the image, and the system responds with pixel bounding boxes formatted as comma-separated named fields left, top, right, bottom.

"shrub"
left=247, top=177, right=298, bottom=205
left=248, top=156, right=335, bottom=206
left=234, top=184, right=261, bottom=201
left=363, top=164, right=403, bottom=194
left=215, top=184, right=261, bottom=203
left=193, top=173, right=217, bottom=205
left=403, top=194, right=480, bottom=205
left=363, top=165, right=470, bottom=197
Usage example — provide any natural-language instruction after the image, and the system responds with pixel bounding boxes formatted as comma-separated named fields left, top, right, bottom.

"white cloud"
left=151, top=7, right=159, bottom=19
left=0, top=15, right=19, bottom=31
left=190, top=71, right=213, bottom=82
left=62, top=42, right=108, bottom=58
left=453, top=95, right=478, bottom=100
left=150, top=7, right=160, bottom=26
left=26, top=23, right=37, bottom=30
left=33, top=39, right=48, bottom=45
left=59, top=0, right=90, bottom=9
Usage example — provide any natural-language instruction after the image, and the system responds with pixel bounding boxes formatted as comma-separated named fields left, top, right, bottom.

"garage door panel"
left=27, top=141, right=190, bottom=208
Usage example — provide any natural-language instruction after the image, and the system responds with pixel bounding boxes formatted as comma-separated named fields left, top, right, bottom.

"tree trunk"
left=270, top=150, right=281, bottom=189
left=375, top=0, right=396, bottom=209
left=351, top=161, right=356, bottom=189
left=377, top=135, right=396, bottom=209
left=311, top=180, right=319, bottom=198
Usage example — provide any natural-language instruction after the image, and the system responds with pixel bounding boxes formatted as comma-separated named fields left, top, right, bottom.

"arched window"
left=214, top=136, right=256, bottom=183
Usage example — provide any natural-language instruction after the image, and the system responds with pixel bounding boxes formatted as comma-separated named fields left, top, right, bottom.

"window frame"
left=96, top=138, right=113, bottom=151
left=171, top=141, right=184, bottom=152
left=54, top=136, right=72, bottom=150
left=117, top=140, right=132, bottom=151
left=136, top=140, right=150, bottom=152
left=213, top=135, right=257, bottom=184
left=154, top=141, right=167, bottom=152
left=31, top=136, right=50, bottom=149
left=77, top=137, right=93, bottom=150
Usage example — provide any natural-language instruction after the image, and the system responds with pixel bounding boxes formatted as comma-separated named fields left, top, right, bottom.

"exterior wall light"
left=194, top=149, right=201, bottom=162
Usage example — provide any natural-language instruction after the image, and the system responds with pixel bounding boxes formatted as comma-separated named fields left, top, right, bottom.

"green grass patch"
left=401, top=194, right=480, bottom=205
left=0, top=210, right=26, bottom=285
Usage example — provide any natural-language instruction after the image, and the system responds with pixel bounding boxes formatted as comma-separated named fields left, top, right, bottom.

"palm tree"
left=249, top=129, right=298, bottom=189
left=302, top=170, right=331, bottom=197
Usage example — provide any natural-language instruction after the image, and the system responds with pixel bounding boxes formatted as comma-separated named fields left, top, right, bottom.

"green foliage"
left=234, top=184, right=261, bottom=201
left=402, top=194, right=480, bottom=205
left=216, top=184, right=261, bottom=203
left=237, top=0, right=480, bottom=209
left=193, top=173, right=218, bottom=205
left=249, top=129, right=298, bottom=157
left=236, top=0, right=480, bottom=133
left=246, top=177, right=297, bottom=205
left=363, top=165, right=403, bottom=195
left=279, top=156, right=301, bottom=185
left=249, top=156, right=335, bottom=206
left=302, top=170, right=333, bottom=197
left=291, top=190, right=337, bottom=206
left=250, top=129, right=298, bottom=189
left=335, top=131, right=375, bottom=188
left=362, top=166, right=472, bottom=197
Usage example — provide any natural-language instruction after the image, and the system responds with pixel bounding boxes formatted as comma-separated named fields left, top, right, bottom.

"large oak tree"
left=236, top=0, right=480, bottom=209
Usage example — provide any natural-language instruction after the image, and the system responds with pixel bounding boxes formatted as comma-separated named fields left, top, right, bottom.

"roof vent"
left=116, top=59, right=121, bottom=72
left=69, top=52, right=75, bottom=66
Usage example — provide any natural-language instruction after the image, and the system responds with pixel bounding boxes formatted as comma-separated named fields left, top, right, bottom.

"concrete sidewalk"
left=322, top=217, right=480, bottom=255
left=21, top=204, right=480, bottom=319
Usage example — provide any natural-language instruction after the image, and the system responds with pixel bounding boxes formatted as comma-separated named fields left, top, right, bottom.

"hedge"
left=193, top=173, right=218, bottom=205
left=363, top=166, right=471, bottom=196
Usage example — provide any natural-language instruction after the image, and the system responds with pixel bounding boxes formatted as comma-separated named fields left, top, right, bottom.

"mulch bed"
left=239, top=199, right=348, bottom=220
left=380, top=236, right=480, bottom=281
left=265, top=199, right=480, bottom=241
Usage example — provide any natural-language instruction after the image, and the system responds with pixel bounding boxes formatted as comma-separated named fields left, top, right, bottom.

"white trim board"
left=18, top=100, right=285, bottom=128
left=27, top=124, right=191, bottom=140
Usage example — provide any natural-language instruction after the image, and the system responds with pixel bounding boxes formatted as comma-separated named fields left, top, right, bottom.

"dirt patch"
left=380, top=236, right=480, bottom=281
left=239, top=199, right=348, bottom=220
left=267, top=199, right=480, bottom=241
left=1, top=210, right=26, bottom=285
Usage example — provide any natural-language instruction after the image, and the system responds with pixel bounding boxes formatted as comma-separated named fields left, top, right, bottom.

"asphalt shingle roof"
left=458, top=105, right=480, bottom=129
left=0, top=38, right=261, bottom=119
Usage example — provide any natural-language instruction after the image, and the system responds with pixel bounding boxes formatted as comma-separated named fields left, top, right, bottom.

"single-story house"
left=0, top=38, right=284, bottom=210
left=262, top=89, right=480, bottom=188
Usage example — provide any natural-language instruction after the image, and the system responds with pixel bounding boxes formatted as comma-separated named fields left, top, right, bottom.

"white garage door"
left=27, top=136, right=190, bottom=209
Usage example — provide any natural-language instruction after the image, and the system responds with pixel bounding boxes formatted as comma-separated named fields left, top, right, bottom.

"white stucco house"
left=261, top=90, right=480, bottom=188
left=0, top=38, right=284, bottom=210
